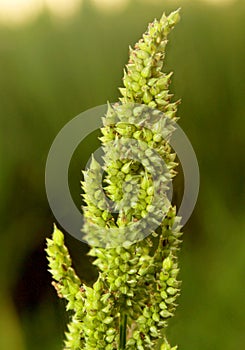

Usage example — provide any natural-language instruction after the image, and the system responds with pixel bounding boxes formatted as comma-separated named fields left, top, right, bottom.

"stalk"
left=119, top=307, right=127, bottom=349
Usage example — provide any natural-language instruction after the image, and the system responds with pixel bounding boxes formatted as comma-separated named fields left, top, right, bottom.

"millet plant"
left=46, top=9, right=182, bottom=350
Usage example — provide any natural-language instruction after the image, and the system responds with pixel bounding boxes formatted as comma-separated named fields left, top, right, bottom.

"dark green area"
left=0, top=1, right=244, bottom=349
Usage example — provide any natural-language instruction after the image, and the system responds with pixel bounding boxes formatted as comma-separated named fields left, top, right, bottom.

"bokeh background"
left=0, top=0, right=244, bottom=349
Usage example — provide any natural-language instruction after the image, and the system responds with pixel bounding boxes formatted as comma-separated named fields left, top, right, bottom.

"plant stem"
left=119, top=309, right=127, bottom=349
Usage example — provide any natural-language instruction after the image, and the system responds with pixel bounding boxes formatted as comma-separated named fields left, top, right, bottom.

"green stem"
left=119, top=309, right=127, bottom=349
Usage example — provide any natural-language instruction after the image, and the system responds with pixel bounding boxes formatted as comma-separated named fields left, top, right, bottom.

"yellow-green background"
left=0, top=0, right=244, bottom=349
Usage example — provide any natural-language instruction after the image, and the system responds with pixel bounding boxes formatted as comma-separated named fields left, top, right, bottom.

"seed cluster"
left=46, top=9, right=182, bottom=350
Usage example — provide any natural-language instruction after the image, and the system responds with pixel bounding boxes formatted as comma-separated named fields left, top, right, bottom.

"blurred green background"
left=0, top=0, right=244, bottom=349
